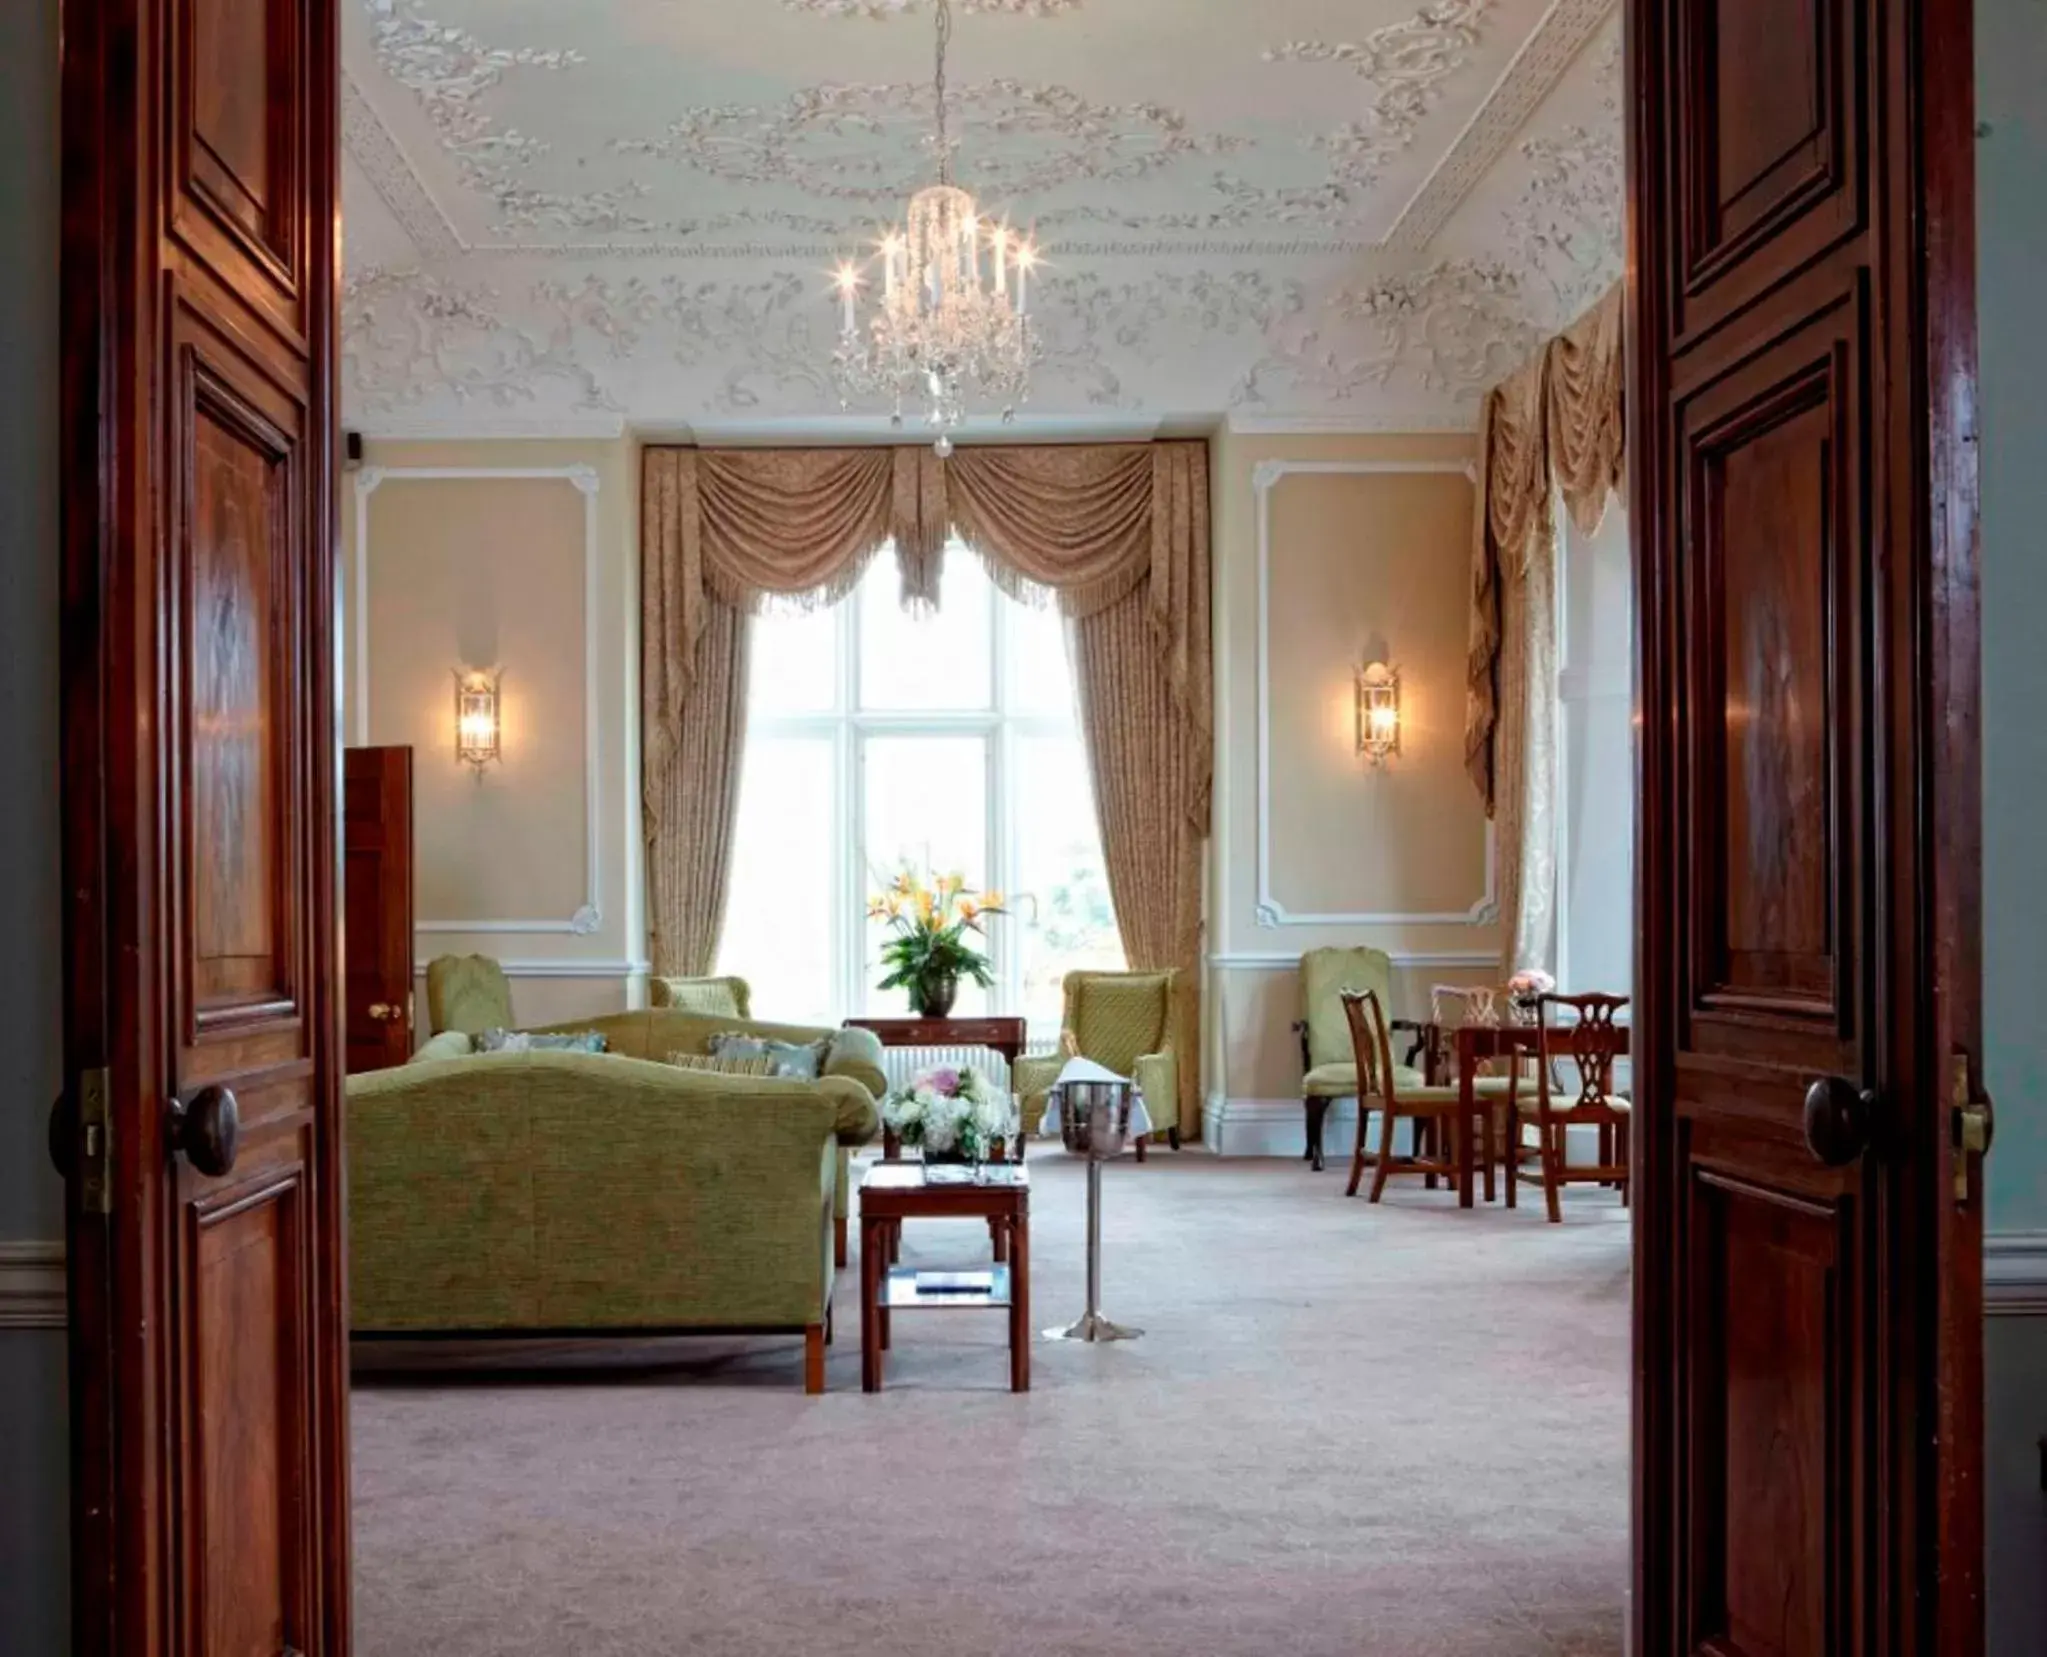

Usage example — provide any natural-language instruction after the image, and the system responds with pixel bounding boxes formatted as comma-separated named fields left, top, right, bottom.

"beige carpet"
left=351, top=1153, right=1630, bottom=1656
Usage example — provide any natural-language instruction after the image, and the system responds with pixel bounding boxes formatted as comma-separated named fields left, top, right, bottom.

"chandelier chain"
left=933, top=0, right=952, bottom=186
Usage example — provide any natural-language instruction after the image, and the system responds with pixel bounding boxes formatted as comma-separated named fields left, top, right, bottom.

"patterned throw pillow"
left=666, top=1052, right=777, bottom=1077
left=706, top=1032, right=829, bottom=1080
left=476, top=1028, right=607, bottom=1054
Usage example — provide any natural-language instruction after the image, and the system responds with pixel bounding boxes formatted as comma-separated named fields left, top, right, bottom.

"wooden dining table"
left=1418, top=1020, right=1633, bottom=1208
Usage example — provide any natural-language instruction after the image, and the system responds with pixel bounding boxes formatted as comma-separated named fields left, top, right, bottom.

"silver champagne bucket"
left=1053, top=1078, right=1135, bottom=1159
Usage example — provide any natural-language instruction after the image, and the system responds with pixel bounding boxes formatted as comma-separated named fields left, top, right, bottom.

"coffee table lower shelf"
left=880, top=1265, right=1013, bottom=1311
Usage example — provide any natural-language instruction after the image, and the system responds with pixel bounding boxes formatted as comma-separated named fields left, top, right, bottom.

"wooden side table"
left=857, top=1161, right=1031, bottom=1393
left=843, top=1015, right=1031, bottom=1161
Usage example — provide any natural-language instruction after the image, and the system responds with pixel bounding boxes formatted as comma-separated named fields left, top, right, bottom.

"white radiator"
left=877, top=1039, right=1059, bottom=1096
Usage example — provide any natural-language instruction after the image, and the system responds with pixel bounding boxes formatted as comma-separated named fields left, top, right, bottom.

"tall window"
left=716, top=542, right=1123, bottom=1032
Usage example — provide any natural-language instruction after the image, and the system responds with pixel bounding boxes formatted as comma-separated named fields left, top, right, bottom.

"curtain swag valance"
left=640, top=439, right=1213, bottom=1136
left=1462, top=283, right=1625, bottom=816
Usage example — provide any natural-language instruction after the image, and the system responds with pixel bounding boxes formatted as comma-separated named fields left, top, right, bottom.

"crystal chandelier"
left=831, top=0, right=1040, bottom=456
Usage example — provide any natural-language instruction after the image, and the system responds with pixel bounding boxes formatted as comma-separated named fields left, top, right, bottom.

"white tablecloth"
left=1033, top=1057, right=1155, bottom=1141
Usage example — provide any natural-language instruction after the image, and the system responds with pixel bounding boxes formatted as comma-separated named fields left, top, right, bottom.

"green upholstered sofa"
left=347, top=1012, right=886, bottom=1389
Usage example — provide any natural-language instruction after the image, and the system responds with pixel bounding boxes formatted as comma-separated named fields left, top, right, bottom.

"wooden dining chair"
left=1341, top=988, right=1488, bottom=1202
left=1505, top=992, right=1631, bottom=1222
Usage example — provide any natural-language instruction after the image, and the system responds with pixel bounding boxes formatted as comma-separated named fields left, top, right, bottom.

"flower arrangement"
left=881, top=1065, right=1017, bottom=1162
left=1506, top=968, right=1557, bottom=1022
left=869, top=866, right=1007, bottom=1018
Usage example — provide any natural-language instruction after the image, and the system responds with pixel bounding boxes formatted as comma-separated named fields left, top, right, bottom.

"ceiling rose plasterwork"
left=614, top=82, right=1246, bottom=204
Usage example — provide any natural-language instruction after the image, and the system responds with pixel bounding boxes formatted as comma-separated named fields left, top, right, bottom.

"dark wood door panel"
left=1678, top=294, right=1866, bottom=1084
left=344, top=746, right=415, bottom=1073
left=170, top=315, right=313, bottom=1102
left=1684, top=1169, right=1857, bottom=1656
left=1670, top=0, right=1865, bottom=348
left=171, top=0, right=308, bottom=347
left=178, top=1165, right=314, bottom=1657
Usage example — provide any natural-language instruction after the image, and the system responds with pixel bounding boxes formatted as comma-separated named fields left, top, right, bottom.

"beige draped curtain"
left=642, top=441, right=1212, bottom=1135
left=1463, top=285, right=1626, bottom=972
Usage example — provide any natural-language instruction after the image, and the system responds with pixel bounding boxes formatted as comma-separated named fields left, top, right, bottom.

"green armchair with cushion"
left=424, top=953, right=514, bottom=1037
left=347, top=1050, right=841, bottom=1390
left=649, top=974, right=753, bottom=1019
left=1293, top=947, right=1429, bottom=1173
left=1013, top=969, right=1180, bottom=1159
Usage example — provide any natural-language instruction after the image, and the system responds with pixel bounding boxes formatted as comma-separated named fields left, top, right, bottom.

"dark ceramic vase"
left=909, top=970, right=958, bottom=1019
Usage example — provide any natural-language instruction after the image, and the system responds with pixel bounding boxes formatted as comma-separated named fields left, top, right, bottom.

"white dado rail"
left=1250, top=457, right=1498, bottom=929
left=353, top=463, right=605, bottom=938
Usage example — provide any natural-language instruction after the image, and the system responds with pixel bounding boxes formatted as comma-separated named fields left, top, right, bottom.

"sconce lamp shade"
left=454, top=668, right=502, bottom=773
left=1356, top=661, right=1400, bottom=766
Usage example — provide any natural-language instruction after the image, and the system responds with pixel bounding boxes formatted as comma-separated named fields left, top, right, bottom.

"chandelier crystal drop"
left=831, top=0, right=1040, bottom=456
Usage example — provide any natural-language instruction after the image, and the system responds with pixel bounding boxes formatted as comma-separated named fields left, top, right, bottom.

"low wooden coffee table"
left=858, top=1161, right=1030, bottom=1393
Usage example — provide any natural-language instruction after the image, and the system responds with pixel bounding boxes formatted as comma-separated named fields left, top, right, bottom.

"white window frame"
left=738, top=548, right=1105, bottom=1032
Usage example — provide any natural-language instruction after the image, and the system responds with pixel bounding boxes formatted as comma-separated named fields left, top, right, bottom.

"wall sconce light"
left=1356, top=660, right=1400, bottom=766
left=454, top=668, right=502, bottom=774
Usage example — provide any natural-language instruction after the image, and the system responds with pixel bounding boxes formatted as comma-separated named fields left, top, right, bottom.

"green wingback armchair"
left=424, top=954, right=514, bottom=1038
left=1292, top=947, right=1427, bottom=1172
left=1013, top=969, right=1180, bottom=1159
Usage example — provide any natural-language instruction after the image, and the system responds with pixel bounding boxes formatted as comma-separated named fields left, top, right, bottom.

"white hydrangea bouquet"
left=882, top=1065, right=1016, bottom=1162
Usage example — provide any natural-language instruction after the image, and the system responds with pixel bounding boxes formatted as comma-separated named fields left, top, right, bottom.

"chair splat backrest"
left=1338, top=987, right=1393, bottom=1102
left=1301, top=947, right=1395, bottom=1070
left=1536, top=992, right=1629, bottom=1110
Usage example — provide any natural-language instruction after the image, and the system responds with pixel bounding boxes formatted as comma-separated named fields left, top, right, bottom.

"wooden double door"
left=49, top=0, right=1984, bottom=1653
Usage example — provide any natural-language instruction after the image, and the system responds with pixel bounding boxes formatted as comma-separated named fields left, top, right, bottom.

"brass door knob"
left=367, top=1002, right=403, bottom=1022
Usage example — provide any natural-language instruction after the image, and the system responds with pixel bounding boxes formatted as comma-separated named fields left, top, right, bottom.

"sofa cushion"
left=667, top=1051, right=777, bottom=1077
left=478, top=1028, right=607, bottom=1055
left=708, top=1032, right=829, bottom=1080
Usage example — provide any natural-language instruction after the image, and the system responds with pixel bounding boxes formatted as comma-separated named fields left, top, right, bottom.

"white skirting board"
left=0, top=1241, right=66, bottom=1331
left=1202, top=1095, right=1607, bottom=1163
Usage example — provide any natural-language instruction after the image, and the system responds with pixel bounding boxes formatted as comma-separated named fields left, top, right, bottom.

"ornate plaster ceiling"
left=340, top=0, right=1623, bottom=438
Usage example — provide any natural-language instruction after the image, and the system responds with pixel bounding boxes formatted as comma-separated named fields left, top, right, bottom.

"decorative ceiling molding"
left=613, top=81, right=1247, bottom=204
left=783, top=0, right=1083, bottom=14
left=343, top=72, right=461, bottom=259
left=1233, top=258, right=1538, bottom=411
left=1381, top=0, right=1619, bottom=252
left=336, top=0, right=1626, bottom=434
left=1266, top=0, right=1494, bottom=189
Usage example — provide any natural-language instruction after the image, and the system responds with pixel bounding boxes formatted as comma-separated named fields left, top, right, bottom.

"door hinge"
left=1952, top=1051, right=1995, bottom=1207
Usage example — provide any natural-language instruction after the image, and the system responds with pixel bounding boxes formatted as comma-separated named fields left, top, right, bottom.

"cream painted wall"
left=1206, top=428, right=1505, bottom=1147
left=342, top=438, right=647, bottom=1028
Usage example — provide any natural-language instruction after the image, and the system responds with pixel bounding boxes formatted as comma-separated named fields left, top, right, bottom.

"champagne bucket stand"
left=1045, top=1080, right=1143, bottom=1344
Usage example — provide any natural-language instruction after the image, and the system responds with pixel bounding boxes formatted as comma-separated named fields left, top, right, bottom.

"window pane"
left=858, top=544, right=993, bottom=711
left=1005, top=595, right=1074, bottom=718
left=1013, top=734, right=1123, bottom=1031
left=748, top=603, right=838, bottom=716
left=718, top=734, right=837, bottom=1027
left=861, top=734, right=990, bottom=1016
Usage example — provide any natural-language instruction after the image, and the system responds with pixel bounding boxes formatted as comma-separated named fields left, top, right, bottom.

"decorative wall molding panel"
left=337, top=0, right=1626, bottom=435
left=413, top=959, right=652, bottom=979
left=354, top=464, right=605, bottom=937
left=1209, top=949, right=1504, bottom=970
left=0, top=1241, right=66, bottom=1331
left=1252, top=458, right=1499, bottom=928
